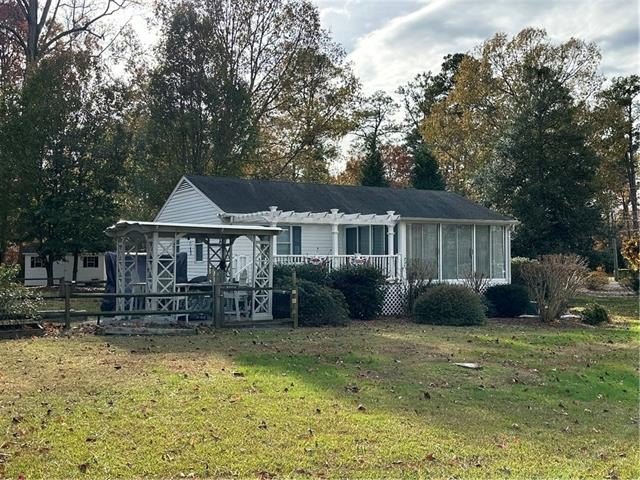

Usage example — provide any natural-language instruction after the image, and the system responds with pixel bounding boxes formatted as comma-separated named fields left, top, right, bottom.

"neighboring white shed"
left=23, top=252, right=106, bottom=286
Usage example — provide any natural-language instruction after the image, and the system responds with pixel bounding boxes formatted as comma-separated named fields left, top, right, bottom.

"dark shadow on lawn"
left=96, top=319, right=638, bottom=434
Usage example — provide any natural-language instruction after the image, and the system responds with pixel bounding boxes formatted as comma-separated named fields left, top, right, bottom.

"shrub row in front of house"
left=274, top=255, right=613, bottom=327
left=273, top=263, right=386, bottom=326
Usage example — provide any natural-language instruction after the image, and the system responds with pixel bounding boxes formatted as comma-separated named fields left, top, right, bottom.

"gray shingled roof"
left=186, top=176, right=514, bottom=222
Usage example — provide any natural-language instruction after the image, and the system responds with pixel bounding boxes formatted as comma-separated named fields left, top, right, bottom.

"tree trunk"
left=26, top=0, right=39, bottom=69
left=627, top=105, right=638, bottom=232
left=72, top=251, right=79, bottom=282
left=45, top=256, right=54, bottom=287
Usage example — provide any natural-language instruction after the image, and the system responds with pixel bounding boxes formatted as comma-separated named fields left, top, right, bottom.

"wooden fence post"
left=63, top=281, right=71, bottom=329
left=213, top=270, right=224, bottom=329
left=291, top=270, right=298, bottom=328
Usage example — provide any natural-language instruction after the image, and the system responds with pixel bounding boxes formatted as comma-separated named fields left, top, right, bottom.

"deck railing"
left=274, top=254, right=402, bottom=279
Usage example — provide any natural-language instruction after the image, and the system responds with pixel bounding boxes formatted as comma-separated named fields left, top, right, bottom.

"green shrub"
left=618, top=269, right=639, bottom=292
left=0, top=265, right=42, bottom=319
left=581, top=303, right=610, bottom=325
left=296, top=279, right=350, bottom=327
left=510, top=257, right=532, bottom=285
left=413, top=284, right=486, bottom=326
left=273, top=263, right=329, bottom=286
left=274, top=276, right=349, bottom=327
left=585, top=269, right=609, bottom=290
left=328, top=265, right=385, bottom=320
left=484, top=284, right=530, bottom=317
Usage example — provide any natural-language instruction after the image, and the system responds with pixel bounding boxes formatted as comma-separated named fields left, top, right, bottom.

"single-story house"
left=155, top=176, right=517, bottom=285
left=23, top=250, right=106, bottom=286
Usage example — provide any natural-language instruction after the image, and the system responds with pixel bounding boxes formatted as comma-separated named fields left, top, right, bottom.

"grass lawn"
left=0, top=295, right=638, bottom=478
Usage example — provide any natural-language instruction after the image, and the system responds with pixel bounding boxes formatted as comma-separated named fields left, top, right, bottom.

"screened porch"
left=403, top=222, right=511, bottom=282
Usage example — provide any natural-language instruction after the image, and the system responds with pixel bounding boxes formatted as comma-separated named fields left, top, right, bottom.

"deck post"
left=213, top=270, right=224, bottom=328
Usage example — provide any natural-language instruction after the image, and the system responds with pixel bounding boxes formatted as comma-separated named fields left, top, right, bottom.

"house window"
left=371, top=226, right=386, bottom=255
left=83, top=256, right=99, bottom=269
left=346, top=227, right=358, bottom=254
left=277, top=226, right=301, bottom=255
left=346, top=226, right=395, bottom=255
left=30, top=256, right=44, bottom=268
left=195, top=241, right=204, bottom=262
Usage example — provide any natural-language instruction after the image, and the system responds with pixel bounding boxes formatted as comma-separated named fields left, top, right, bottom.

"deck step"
left=97, top=326, right=198, bottom=336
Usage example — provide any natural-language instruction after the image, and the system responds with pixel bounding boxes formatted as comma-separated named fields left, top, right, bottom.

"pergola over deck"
left=227, top=207, right=401, bottom=256
left=105, top=220, right=280, bottom=320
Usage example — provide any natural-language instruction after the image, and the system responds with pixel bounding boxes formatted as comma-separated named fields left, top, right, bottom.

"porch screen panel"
left=442, top=224, right=457, bottom=279
left=457, top=225, right=473, bottom=277
left=475, top=225, right=491, bottom=277
left=421, top=224, right=439, bottom=273
left=491, top=226, right=506, bottom=278
left=408, top=224, right=423, bottom=260
left=371, top=226, right=386, bottom=255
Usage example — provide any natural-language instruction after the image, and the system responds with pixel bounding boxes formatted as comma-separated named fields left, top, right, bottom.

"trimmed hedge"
left=295, top=280, right=350, bottom=327
left=484, top=284, right=529, bottom=318
left=273, top=274, right=349, bottom=327
left=328, top=265, right=385, bottom=320
left=581, top=303, right=610, bottom=325
left=273, top=263, right=329, bottom=286
left=413, top=284, right=486, bottom=326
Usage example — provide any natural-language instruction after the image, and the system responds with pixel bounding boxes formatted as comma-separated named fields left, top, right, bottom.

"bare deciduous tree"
left=521, top=254, right=588, bottom=323
left=405, top=258, right=438, bottom=314
left=0, top=0, right=133, bottom=70
left=462, top=270, right=491, bottom=294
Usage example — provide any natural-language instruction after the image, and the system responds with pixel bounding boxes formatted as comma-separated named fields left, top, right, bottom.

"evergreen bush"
left=413, top=284, right=486, bottom=326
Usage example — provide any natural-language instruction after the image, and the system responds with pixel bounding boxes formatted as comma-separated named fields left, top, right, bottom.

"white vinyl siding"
left=155, top=179, right=224, bottom=224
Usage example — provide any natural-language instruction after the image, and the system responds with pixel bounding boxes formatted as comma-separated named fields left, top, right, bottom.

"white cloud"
left=334, top=0, right=639, bottom=95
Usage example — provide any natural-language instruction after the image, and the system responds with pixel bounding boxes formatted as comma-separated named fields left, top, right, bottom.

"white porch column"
left=330, top=209, right=340, bottom=259
left=398, top=222, right=407, bottom=281
left=331, top=224, right=339, bottom=255
left=506, top=226, right=512, bottom=283
left=269, top=206, right=278, bottom=258
left=386, top=224, right=395, bottom=255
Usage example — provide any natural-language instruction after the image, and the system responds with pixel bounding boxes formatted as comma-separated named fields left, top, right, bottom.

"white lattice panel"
left=381, top=283, right=407, bottom=317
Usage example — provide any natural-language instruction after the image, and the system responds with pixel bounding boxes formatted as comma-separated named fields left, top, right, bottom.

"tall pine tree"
left=407, top=130, right=445, bottom=190
left=360, top=136, right=388, bottom=187
left=357, top=92, right=396, bottom=187
left=491, top=66, right=601, bottom=258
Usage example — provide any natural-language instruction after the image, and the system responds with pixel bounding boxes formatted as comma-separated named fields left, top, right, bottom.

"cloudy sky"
left=312, top=0, right=639, bottom=94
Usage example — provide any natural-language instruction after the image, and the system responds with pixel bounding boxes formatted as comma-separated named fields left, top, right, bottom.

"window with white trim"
left=83, top=256, right=99, bottom=268
left=30, top=256, right=44, bottom=268
left=195, top=241, right=204, bottom=262
left=277, top=226, right=301, bottom=255
left=346, top=226, right=394, bottom=255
